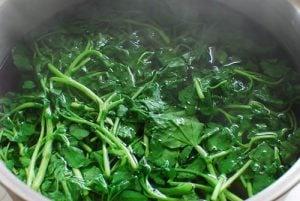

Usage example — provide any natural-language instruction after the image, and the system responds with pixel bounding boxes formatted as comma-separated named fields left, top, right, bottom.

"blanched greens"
left=1, top=1, right=300, bottom=201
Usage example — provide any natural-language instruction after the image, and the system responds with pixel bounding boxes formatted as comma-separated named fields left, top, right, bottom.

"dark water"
left=0, top=0, right=295, bottom=96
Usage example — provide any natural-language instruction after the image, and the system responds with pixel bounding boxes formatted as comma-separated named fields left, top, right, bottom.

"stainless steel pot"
left=0, top=0, right=299, bottom=200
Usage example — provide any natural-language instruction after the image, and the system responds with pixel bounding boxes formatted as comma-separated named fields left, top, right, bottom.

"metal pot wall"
left=0, top=0, right=299, bottom=200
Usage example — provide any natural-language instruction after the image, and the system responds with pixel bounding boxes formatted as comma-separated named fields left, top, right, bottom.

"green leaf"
left=69, top=124, right=90, bottom=140
left=252, top=174, right=275, bottom=194
left=48, top=154, right=72, bottom=181
left=206, top=127, right=233, bottom=151
left=117, top=123, right=137, bottom=141
left=61, top=146, right=90, bottom=168
left=116, top=190, right=148, bottom=201
left=14, top=123, right=36, bottom=142
left=178, top=85, right=199, bottom=114
left=146, top=112, right=204, bottom=149
left=260, top=60, right=289, bottom=78
left=117, top=104, right=129, bottom=117
left=147, top=139, right=179, bottom=168
left=109, top=166, right=137, bottom=197
left=83, top=166, right=108, bottom=193
left=177, top=157, right=206, bottom=179
left=22, top=80, right=36, bottom=89
left=253, top=87, right=285, bottom=107
left=217, top=151, right=244, bottom=174
left=11, top=43, right=32, bottom=71
left=249, top=142, right=274, bottom=165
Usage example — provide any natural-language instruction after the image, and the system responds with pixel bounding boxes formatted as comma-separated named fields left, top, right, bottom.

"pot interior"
left=0, top=0, right=299, bottom=201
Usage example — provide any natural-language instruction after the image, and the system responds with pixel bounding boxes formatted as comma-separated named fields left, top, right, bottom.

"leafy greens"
left=0, top=1, right=300, bottom=201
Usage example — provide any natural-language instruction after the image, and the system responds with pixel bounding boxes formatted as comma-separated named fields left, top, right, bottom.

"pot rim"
left=0, top=159, right=300, bottom=201
left=247, top=159, right=300, bottom=201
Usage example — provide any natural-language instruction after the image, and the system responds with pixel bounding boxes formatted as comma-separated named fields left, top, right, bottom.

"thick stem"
left=48, top=63, right=104, bottom=106
left=32, top=108, right=54, bottom=191
left=194, top=145, right=208, bottom=158
left=62, top=180, right=73, bottom=201
left=157, top=183, right=194, bottom=196
left=139, top=177, right=179, bottom=201
left=27, top=114, right=45, bottom=187
left=67, top=50, right=112, bottom=75
left=193, top=78, right=205, bottom=100
left=247, top=182, right=254, bottom=197
left=102, top=143, right=111, bottom=177
left=73, top=168, right=89, bottom=197
left=79, top=142, right=93, bottom=153
left=211, top=175, right=226, bottom=201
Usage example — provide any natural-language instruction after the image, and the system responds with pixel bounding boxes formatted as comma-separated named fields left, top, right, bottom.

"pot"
left=0, top=0, right=299, bottom=200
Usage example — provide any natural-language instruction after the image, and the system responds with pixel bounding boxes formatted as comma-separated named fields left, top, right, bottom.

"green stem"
left=70, top=102, right=95, bottom=112
left=27, top=114, right=45, bottom=187
left=0, top=102, right=42, bottom=122
left=50, top=77, right=103, bottom=104
left=209, top=149, right=232, bottom=160
left=50, top=75, right=103, bottom=122
left=62, top=180, right=73, bottom=201
left=73, top=57, right=91, bottom=73
left=94, top=130, right=116, bottom=148
left=244, top=134, right=277, bottom=152
left=168, top=181, right=213, bottom=192
left=32, top=107, right=54, bottom=191
left=79, top=142, right=93, bottom=153
left=234, top=69, right=284, bottom=85
left=174, top=168, right=216, bottom=184
left=216, top=108, right=237, bottom=123
left=100, top=127, right=138, bottom=170
left=193, top=78, right=205, bottom=100
left=107, top=99, right=124, bottom=111
left=139, top=176, right=179, bottom=201
left=224, top=104, right=251, bottom=110
left=102, top=143, right=111, bottom=177
left=207, top=162, right=217, bottom=176
left=194, top=145, right=208, bottom=158
left=211, top=175, right=226, bottom=201
left=174, top=168, right=242, bottom=201
left=137, top=51, right=154, bottom=65
left=72, top=168, right=89, bottom=197
left=157, top=183, right=194, bottom=196
left=219, top=193, right=227, bottom=201
left=221, top=160, right=252, bottom=192
left=112, top=117, right=120, bottom=135
left=58, top=111, right=138, bottom=170
left=199, top=127, right=220, bottom=143
left=123, top=19, right=170, bottom=44
left=144, top=135, right=150, bottom=157
left=48, top=63, right=103, bottom=104
left=247, top=182, right=254, bottom=197
left=224, top=191, right=242, bottom=201
left=67, top=50, right=112, bottom=75
left=132, top=85, right=146, bottom=100
left=210, top=80, right=228, bottom=89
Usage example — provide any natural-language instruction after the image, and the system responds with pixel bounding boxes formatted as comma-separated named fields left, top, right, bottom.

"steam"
left=0, top=0, right=84, bottom=62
